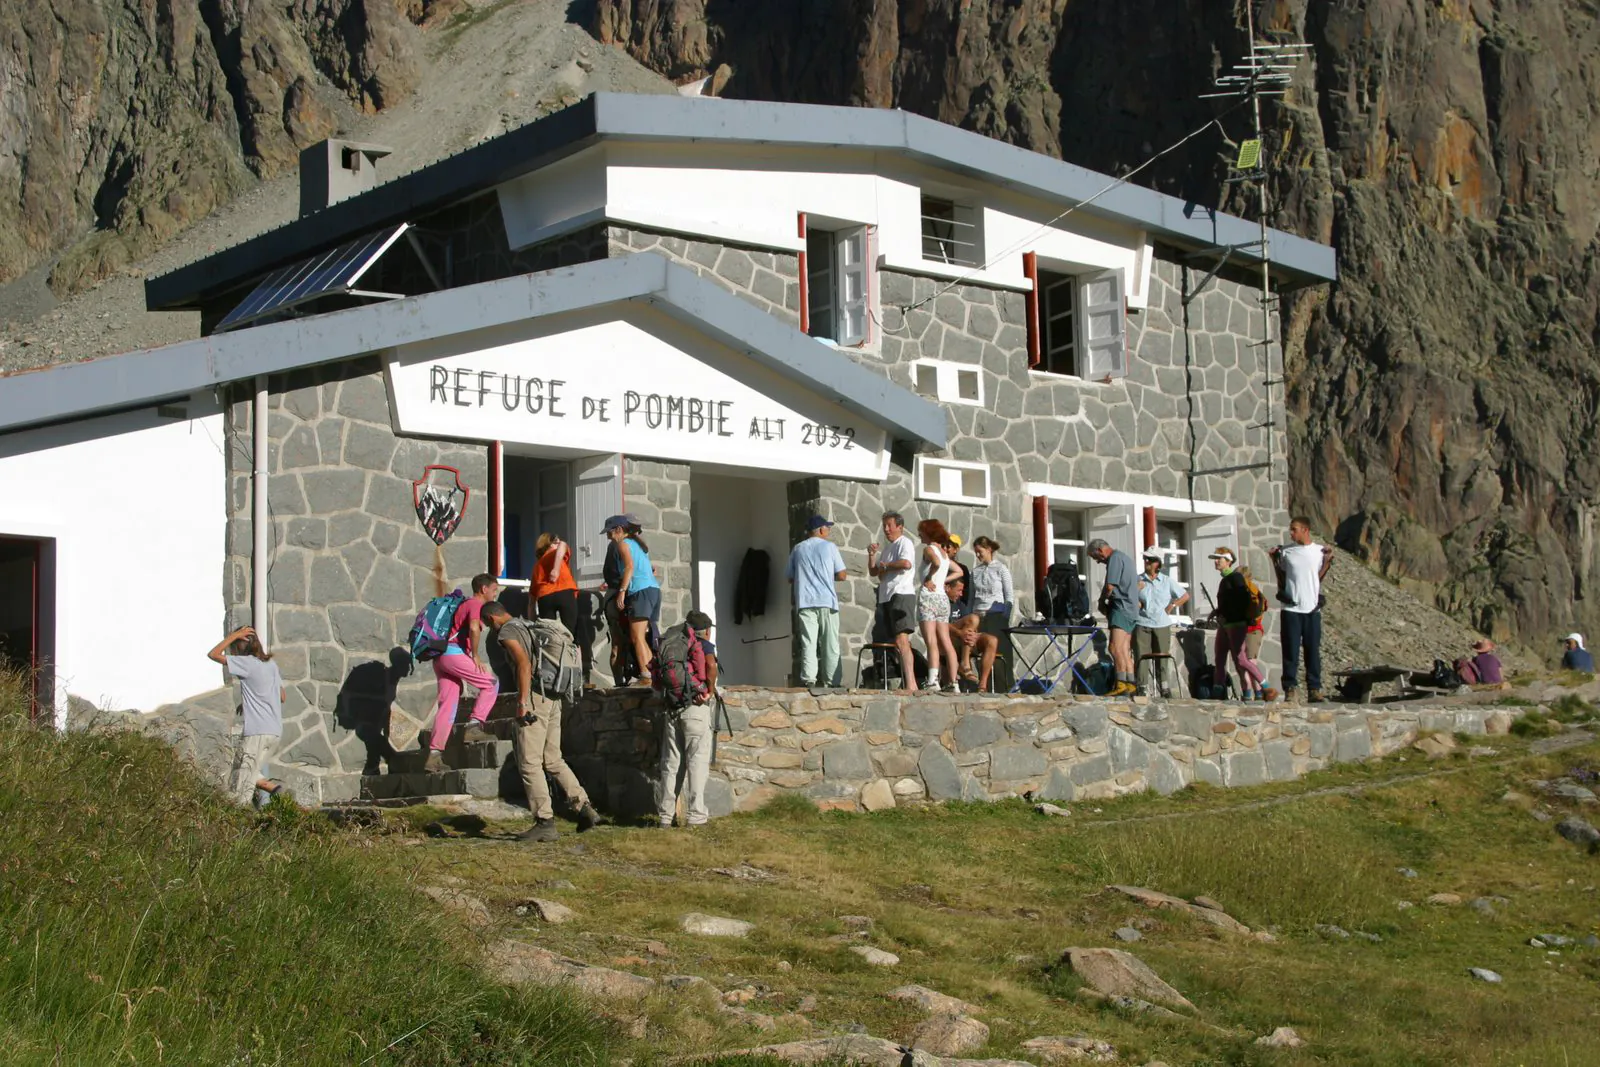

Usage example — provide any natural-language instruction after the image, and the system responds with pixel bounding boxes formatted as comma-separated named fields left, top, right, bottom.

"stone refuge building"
left=0, top=93, right=1334, bottom=802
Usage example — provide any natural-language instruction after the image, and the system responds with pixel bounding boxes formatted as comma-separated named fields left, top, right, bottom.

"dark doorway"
left=0, top=537, right=51, bottom=721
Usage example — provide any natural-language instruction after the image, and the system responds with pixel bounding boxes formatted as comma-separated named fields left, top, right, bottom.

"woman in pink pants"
left=424, top=574, right=501, bottom=774
left=1207, top=548, right=1267, bottom=701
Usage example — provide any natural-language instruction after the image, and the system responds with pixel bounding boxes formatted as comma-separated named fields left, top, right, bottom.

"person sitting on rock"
left=482, top=601, right=601, bottom=842
left=1561, top=633, right=1594, bottom=673
left=1456, top=639, right=1503, bottom=686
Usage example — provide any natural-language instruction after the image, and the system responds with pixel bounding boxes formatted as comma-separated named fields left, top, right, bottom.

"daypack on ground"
left=410, top=590, right=466, bottom=664
left=527, top=617, right=583, bottom=702
left=652, top=622, right=709, bottom=712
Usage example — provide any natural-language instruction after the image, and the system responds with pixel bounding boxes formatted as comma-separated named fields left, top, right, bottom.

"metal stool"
left=1136, top=651, right=1176, bottom=697
left=855, top=643, right=902, bottom=690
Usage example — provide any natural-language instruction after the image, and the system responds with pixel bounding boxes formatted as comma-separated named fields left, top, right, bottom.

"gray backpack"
left=504, top=617, right=582, bottom=702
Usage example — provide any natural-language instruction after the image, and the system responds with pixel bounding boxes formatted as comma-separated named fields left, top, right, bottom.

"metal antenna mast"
left=1199, top=6, right=1310, bottom=485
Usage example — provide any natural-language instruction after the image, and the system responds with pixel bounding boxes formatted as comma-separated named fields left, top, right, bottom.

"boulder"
left=484, top=940, right=654, bottom=1000
left=909, top=1013, right=989, bottom=1056
left=701, top=1035, right=905, bottom=1066
left=1255, top=1027, right=1307, bottom=1048
left=520, top=898, right=574, bottom=924
left=1106, top=884, right=1253, bottom=935
left=887, top=984, right=980, bottom=1016
left=1020, top=1035, right=1119, bottom=1063
left=681, top=912, right=754, bottom=937
left=421, top=885, right=491, bottom=927
left=1059, top=948, right=1195, bottom=1011
left=1556, top=815, right=1599, bottom=847
left=850, top=945, right=900, bottom=966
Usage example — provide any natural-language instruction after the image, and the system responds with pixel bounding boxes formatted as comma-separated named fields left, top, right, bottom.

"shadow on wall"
left=336, top=648, right=412, bottom=774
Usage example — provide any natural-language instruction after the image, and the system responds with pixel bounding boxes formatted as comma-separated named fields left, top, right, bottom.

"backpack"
left=409, top=590, right=466, bottom=665
left=651, top=623, right=709, bottom=712
left=1243, top=575, right=1269, bottom=621
left=526, top=617, right=583, bottom=702
left=1041, top=560, right=1090, bottom=624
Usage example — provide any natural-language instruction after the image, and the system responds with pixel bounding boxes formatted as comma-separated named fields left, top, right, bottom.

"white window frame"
left=1047, top=506, right=1089, bottom=573
left=1034, top=267, right=1126, bottom=381
left=914, top=457, right=992, bottom=506
left=920, top=193, right=982, bottom=268
left=806, top=223, right=870, bottom=347
left=910, top=359, right=984, bottom=407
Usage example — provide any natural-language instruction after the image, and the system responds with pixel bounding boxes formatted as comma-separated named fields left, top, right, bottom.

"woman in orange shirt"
left=530, top=532, right=593, bottom=685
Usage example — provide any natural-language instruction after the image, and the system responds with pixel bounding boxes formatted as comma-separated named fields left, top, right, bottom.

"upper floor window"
left=915, top=457, right=991, bottom=506
left=807, top=225, right=869, bottom=346
left=921, top=194, right=980, bottom=267
left=1036, top=267, right=1126, bottom=380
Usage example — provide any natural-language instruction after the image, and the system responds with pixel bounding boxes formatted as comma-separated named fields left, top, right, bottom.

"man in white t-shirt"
left=1270, top=516, right=1334, bottom=702
left=867, top=510, right=919, bottom=692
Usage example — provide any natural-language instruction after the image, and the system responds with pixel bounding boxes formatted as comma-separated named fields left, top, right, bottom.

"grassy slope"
left=0, top=676, right=612, bottom=1066
left=402, top=740, right=1600, bottom=1066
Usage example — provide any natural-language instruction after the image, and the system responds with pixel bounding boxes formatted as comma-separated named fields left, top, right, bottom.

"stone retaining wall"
left=561, top=688, right=1518, bottom=817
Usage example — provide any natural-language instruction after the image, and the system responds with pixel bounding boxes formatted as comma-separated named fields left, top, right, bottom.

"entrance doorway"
left=0, top=536, right=54, bottom=721
left=691, top=474, right=793, bottom=687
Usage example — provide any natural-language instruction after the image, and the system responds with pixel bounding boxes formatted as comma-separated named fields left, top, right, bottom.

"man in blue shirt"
left=786, top=515, right=848, bottom=687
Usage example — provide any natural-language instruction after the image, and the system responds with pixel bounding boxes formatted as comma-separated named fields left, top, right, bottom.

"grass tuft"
left=0, top=670, right=611, bottom=1064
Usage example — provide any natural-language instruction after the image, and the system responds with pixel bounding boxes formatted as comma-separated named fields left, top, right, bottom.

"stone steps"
left=361, top=767, right=505, bottom=800
left=386, top=739, right=515, bottom=773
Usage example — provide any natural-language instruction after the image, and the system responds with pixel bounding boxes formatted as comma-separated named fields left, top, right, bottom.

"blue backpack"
left=409, top=590, right=466, bottom=665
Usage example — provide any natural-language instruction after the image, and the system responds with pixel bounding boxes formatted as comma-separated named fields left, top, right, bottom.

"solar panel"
left=215, top=223, right=410, bottom=331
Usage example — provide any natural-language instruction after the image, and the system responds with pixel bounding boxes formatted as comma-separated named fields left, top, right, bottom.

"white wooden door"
left=571, top=454, right=622, bottom=583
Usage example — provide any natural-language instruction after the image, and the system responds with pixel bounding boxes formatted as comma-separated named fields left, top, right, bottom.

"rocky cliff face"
left=0, top=0, right=419, bottom=294
left=596, top=0, right=1600, bottom=655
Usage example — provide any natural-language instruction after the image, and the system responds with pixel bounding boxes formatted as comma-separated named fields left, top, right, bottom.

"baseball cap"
left=806, top=515, right=834, bottom=531
left=1207, top=547, right=1236, bottom=563
left=1142, top=549, right=1163, bottom=561
left=686, top=610, right=714, bottom=631
left=601, top=513, right=642, bottom=533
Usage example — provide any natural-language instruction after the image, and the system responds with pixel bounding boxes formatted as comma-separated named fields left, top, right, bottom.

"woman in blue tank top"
left=610, top=520, right=660, bottom=678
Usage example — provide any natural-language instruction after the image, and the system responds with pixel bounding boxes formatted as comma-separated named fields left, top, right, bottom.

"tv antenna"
left=1195, top=5, right=1311, bottom=486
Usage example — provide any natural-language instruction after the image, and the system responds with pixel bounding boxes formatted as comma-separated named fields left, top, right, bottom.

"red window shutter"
left=797, top=212, right=809, bottom=335
left=1032, top=495, right=1049, bottom=603
left=1023, top=252, right=1041, bottom=368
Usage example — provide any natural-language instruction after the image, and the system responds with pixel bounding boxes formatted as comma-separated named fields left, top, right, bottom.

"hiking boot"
left=1157, top=686, right=1173, bottom=700
left=460, top=723, right=495, bottom=745
left=519, top=818, right=559, bottom=843
left=422, top=751, right=447, bottom=774
left=1108, top=681, right=1137, bottom=698
left=575, top=803, right=603, bottom=832
left=1307, top=689, right=1326, bottom=704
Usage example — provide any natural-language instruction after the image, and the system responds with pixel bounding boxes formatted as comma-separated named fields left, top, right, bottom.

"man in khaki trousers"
left=483, top=602, right=602, bottom=842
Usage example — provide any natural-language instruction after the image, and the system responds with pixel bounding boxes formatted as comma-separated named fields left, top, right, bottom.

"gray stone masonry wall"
left=597, top=224, right=1290, bottom=675
left=562, top=687, right=1518, bottom=818
left=221, top=357, right=490, bottom=790
left=623, top=458, right=693, bottom=625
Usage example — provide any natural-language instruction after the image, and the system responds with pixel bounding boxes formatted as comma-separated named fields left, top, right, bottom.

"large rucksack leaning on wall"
left=525, top=617, right=584, bottom=702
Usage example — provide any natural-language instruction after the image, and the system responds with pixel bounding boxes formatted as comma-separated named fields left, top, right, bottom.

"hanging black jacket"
left=734, top=548, right=770, bottom=624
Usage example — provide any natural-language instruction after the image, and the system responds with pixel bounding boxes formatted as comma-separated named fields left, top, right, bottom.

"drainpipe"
left=252, top=375, right=270, bottom=643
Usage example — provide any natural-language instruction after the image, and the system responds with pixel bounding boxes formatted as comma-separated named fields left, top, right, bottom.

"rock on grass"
left=850, top=945, right=900, bottom=966
left=1021, top=1035, right=1118, bottom=1063
left=1255, top=1026, right=1307, bottom=1048
left=909, top=1012, right=989, bottom=1056
left=484, top=940, right=654, bottom=1000
left=681, top=912, right=754, bottom=937
left=887, top=984, right=980, bottom=1015
left=1059, top=947, right=1195, bottom=1011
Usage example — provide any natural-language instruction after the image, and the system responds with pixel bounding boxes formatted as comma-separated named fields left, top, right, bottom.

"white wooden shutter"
left=1088, top=504, right=1137, bottom=564
left=835, top=226, right=868, bottom=346
left=571, top=453, right=622, bottom=583
left=1077, top=269, right=1126, bottom=380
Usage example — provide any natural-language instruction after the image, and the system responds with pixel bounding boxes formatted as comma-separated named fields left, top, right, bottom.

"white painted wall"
left=0, top=399, right=227, bottom=719
left=496, top=143, right=1155, bottom=308
left=691, top=474, right=793, bottom=687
